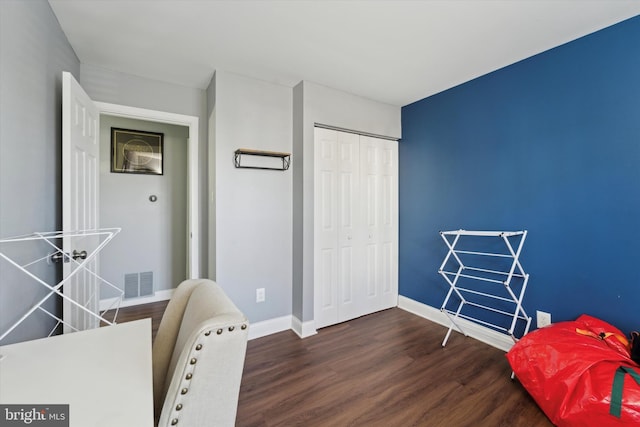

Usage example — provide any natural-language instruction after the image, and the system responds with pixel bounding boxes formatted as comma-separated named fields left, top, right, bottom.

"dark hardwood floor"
left=103, top=300, right=168, bottom=341
left=237, top=308, right=551, bottom=427
left=113, top=302, right=551, bottom=427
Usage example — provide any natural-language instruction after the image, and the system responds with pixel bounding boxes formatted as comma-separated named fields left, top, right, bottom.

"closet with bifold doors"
left=314, top=126, right=398, bottom=329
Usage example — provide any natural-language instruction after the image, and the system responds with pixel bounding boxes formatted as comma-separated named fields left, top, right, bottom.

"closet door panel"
left=314, top=128, right=339, bottom=327
left=360, top=139, right=382, bottom=311
left=365, top=243, right=378, bottom=297
left=361, top=137, right=398, bottom=311
left=340, top=246, right=354, bottom=303
left=378, top=140, right=398, bottom=308
left=319, top=248, right=336, bottom=310
left=382, top=241, right=393, bottom=294
left=337, top=132, right=361, bottom=321
left=314, top=128, right=398, bottom=329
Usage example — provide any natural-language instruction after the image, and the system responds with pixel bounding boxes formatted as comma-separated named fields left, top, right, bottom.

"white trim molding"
left=291, top=316, right=318, bottom=339
left=397, top=296, right=514, bottom=352
left=247, top=315, right=293, bottom=341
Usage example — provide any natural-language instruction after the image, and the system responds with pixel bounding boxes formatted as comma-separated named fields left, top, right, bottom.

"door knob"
left=49, top=250, right=87, bottom=263
left=72, top=250, right=87, bottom=260
left=49, top=252, right=70, bottom=263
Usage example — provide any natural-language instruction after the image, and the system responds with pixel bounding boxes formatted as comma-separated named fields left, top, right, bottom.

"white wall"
left=99, top=116, right=188, bottom=300
left=293, top=81, right=401, bottom=324
left=0, top=0, right=80, bottom=344
left=212, top=71, right=292, bottom=323
left=79, top=64, right=209, bottom=277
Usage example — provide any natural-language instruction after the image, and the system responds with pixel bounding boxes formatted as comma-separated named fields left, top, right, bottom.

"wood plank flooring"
left=103, top=300, right=168, bottom=341
left=114, top=302, right=551, bottom=427
left=237, top=308, right=551, bottom=427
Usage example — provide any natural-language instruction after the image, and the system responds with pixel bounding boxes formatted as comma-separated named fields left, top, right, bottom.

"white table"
left=0, top=319, right=153, bottom=427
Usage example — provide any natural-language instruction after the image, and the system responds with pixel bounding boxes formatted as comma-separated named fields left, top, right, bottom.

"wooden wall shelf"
left=234, top=148, right=291, bottom=171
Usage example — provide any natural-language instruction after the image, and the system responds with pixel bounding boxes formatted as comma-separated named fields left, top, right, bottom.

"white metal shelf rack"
left=0, top=228, right=123, bottom=342
left=438, top=229, right=532, bottom=347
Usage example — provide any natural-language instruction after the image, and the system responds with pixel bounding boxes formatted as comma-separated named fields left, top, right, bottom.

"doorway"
left=95, top=102, right=200, bottom=309
left=99, top=115, right=188, bottom=307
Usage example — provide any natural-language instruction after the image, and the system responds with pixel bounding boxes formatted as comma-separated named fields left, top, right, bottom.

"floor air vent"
left=124, top=272, right=154, bottom=299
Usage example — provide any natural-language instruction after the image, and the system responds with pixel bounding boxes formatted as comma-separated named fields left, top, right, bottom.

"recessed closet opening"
left=313, top=125, right=399, bottom=329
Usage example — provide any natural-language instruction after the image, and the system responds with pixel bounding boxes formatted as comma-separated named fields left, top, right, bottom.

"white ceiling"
left=48, top=0, right=640, bottom=107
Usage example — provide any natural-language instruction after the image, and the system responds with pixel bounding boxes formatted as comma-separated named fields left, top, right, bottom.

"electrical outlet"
left=256, top=288, right=265, bottom=303
left=536, top=310, right=551, bottom=328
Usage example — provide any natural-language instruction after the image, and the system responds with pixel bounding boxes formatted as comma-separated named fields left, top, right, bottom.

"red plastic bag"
left=506, top=314, right=640, bottom=426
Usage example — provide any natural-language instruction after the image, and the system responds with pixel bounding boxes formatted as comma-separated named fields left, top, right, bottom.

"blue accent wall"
left=400, top=16, right=640, bottom=334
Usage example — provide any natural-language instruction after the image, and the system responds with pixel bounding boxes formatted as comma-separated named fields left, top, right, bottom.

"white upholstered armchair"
left=152, top=279, right=249, bottom=427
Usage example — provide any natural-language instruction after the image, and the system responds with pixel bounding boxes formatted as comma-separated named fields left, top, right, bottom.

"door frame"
left=95, top=101, right=200, bottom=278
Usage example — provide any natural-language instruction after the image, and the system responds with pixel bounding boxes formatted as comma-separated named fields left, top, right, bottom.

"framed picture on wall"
left=111, top=128, right=164, bottom=175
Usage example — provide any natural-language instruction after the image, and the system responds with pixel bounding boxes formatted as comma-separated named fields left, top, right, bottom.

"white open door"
left=62, top=71, right=100, bottom=332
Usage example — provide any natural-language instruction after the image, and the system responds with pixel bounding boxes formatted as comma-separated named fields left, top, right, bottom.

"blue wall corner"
left=399, top=16, right=640, bottom=334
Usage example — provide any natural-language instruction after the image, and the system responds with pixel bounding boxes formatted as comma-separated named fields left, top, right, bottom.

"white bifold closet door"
left=314, top=127, right=398, bottom=329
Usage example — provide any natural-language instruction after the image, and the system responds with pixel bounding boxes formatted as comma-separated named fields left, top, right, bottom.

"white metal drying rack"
left=0, top=228, right=124, bottom=342
left=438, top=229, right=532, bottom=347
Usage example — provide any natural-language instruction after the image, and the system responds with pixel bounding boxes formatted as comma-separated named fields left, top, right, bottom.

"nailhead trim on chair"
left=169, top=324, right=247, bottom=426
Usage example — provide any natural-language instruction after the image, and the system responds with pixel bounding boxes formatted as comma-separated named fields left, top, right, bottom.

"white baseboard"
left=248, top=315, right=293, bottom=340
left=101, top=291, right=514, bottom=351
left=397, top=296, right=514, bottom=352
left=102, top=290, right=315, bottom=342
left=291, top=316, right=317, bottom=339
left=100, top=289, right=174, bottom=312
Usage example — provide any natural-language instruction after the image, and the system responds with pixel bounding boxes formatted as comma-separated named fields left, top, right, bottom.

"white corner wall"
left=213, top=71, right=293, bottom=323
